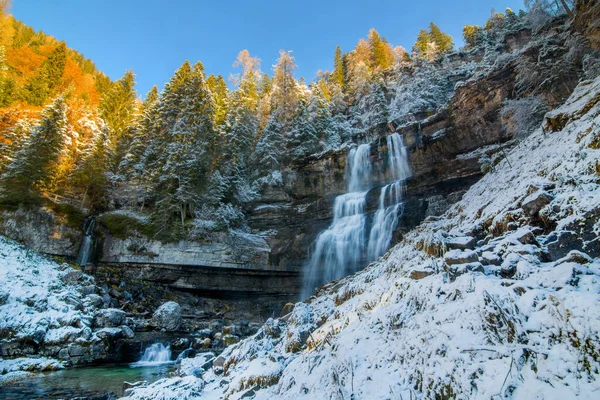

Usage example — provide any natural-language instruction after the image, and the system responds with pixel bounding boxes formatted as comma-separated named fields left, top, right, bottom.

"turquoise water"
left=0, top=363, right=175, bottom=399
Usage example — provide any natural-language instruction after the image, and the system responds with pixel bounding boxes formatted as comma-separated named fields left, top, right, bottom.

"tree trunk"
left=558, top=0, right=574, bottom=18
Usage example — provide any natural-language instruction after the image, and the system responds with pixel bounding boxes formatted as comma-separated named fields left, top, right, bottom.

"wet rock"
left=120, top=325, right=135, bottom=339
left=444, top=249, right=479, bottom=265
left=58, top=348, right=69, bottom=359
left=445, top=236, right=477, bottom=250
left=68, top=344, right=86, bottom=357
left=171, top=337, right=191, bottom=351
left=521, top=191, right=553, bottom=217
left=151, top=301, right=182, bottom=332
left=94, top=308, right=126, bottom=328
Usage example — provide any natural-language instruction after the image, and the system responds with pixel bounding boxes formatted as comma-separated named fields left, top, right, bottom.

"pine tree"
left=99, top=70, right=138, bottom=172
left=307, top=84, right=331, bottom=144
left=254, top=113, right=284, bottom=172
left=271, top=50, right=298, bottom=127
left=20, top=42, right=67, bottom=106
left=463, top=25, right=484, bottom=49
left=413, top=29, right=431, bottom=56
left=152, top=61, right=215, bottom=229
left=359, top=80, right=388, bottom=133
left=1, top=96, right=67, bottom=202
left=368, top=28, right=394, bottom=70
left=413, top=24, right=453, bottom=60
left=286, top=99, right=319, bottom=158
left=429, top=23, right=453, bottom=54
left=331, top=46, right=346, bottom=88
left=71, top=124, right=112, bottom=208
left=207, top=74, right=229, bottom=126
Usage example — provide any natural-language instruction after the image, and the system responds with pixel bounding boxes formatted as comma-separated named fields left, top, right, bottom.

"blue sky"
left=12, top=0, right=524, bottom=97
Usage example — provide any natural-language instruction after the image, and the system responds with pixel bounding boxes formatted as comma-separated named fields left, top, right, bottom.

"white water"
left=76, top=217, right=95, bottom=267
left=347, top=144, right=372, bottom=192
left=130, top=343, right=173, bottom=367
left=302, top=134, right=411, bottom=299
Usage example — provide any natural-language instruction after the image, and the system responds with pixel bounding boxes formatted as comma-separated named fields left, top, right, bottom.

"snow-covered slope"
left=0, top=236, right=110, bottom=381
left=127, top=76, right=600, bottom=399
left=0, top=236, right=94, bottom=342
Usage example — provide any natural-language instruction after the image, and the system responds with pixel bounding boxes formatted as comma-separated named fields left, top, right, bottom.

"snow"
left=127, top=75, right=600, bottom=399
left=0, top=236, right=92, bottom=343
left=0, top=357, right=64, bottom=385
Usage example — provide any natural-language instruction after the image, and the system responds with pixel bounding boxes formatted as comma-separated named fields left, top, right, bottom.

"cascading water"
left=302, top=134, right=411, bottom=299
left=76, top=216, right=95, bottom=267
left=367, top=135, right=411, bottom=260
left=130, top=343, right=173, bottom=367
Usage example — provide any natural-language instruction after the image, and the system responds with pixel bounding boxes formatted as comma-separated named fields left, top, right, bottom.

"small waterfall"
left=76, top=216, right=95, bottom=267
left=302, top=133, right=411, bottom=299
left=130, top=343, right=173, bottom=367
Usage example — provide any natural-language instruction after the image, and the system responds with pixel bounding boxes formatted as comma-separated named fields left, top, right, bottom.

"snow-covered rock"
left=128, top=75, right=600, bottom=399
left=0, top=236, right=132, bottom=368
left=152, top=301, right=182, bottom=332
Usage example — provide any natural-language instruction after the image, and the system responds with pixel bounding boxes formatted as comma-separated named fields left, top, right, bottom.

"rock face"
left=151, top=302, right=182, bottom=332
left=574, top=0, right=600, bottom=50
left=0, top=206, right=81, bottom=258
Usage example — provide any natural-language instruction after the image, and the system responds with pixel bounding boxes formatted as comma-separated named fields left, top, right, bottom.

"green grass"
left=97, top=213, right=156, bottom=239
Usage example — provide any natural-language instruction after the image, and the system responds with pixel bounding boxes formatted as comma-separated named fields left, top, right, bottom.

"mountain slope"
left=127, top=74, right=600, bottom=399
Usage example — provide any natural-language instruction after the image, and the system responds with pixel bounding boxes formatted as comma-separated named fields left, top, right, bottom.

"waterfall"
left=130, top=343, right=173, bottom=367
left=76, top=216, right=95, bottom=267
left=302, top=134, right=411, bottom=299
left=347, top=144, right=372, bottom=192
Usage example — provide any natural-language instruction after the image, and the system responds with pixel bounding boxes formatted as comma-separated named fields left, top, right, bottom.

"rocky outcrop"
left=574, top=0, right=600, bottom=50
left=151, top=302, right=182, bottom=332
left=0, top=206, right=81, bottom=258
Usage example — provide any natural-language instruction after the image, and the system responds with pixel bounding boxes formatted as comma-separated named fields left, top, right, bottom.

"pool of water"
left=0, top=363, right=175, bottom=399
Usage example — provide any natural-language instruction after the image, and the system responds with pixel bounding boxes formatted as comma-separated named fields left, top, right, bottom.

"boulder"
left=120, top=325, right=135, bottom=339
left=444, top=249, right=479, bottom=265
left=94, top=308, right=126, bottom=328
left=480, top=251, right=502, bottom=266
left=151, top=301, right=182, bottom=332
left=409, top=269, right=434, bottom=280
left=445, top=236, right=477, bottom=250
left=85, top=294, right=104, bottom=309
left=521, top=191, right=553, bottom=217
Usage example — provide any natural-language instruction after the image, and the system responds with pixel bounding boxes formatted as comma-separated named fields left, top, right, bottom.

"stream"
left=1, top=343, right=176, bottom=399
left=0, top=363, right=175, bottom=399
